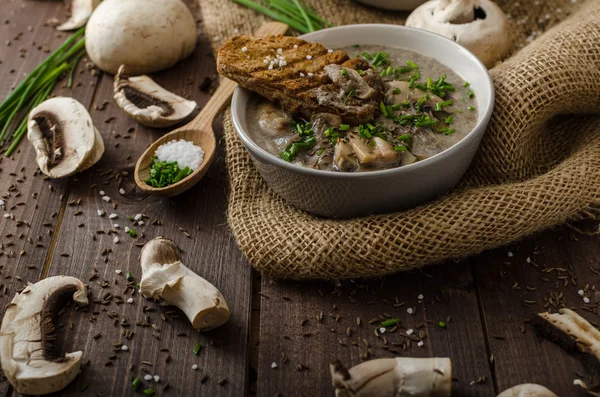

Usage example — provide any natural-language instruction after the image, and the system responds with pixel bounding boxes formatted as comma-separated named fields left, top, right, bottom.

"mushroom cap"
left=113, top=66, right=197, bottom=128
left=497, top=384, right=559, bottom=397
left=0, top=276, right=88, bottom=395
left=27, top=97, right=104, bottom=179
left=85, top=0, right=197, bottom=75
left=406, top=0, right=511, bottom=68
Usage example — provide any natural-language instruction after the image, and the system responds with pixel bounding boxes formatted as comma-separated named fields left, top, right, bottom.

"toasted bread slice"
left=217, top=35, right=383, bottom=124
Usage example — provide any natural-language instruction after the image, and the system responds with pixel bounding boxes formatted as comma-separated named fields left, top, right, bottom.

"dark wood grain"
left=0, top=1, right=99, bottom=395
left=256, top=261, right=495, bottom=397
left=472, top=227, right=600, bottom=396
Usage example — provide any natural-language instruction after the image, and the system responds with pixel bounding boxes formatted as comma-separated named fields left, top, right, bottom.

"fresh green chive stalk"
left=381, top=318, right=400, bottom=327
left=194, top=342, right=202, bottom=355
left=0, top=27, right=87, bottom=155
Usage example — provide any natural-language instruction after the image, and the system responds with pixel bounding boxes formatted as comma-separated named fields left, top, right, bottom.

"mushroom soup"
left=245, top=45, right=478, bottom=172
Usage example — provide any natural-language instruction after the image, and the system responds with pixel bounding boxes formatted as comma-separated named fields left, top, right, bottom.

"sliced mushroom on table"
left=114, top=65, right=197, bottom=128
left=27, top=97, right=104, bottom=178
left=0, top=276, right=88, bottom=395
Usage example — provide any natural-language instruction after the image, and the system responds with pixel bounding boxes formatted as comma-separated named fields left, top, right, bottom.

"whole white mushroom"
left=406, top=0, right=510, bottom=68
left=85, top=0, right=197, bottom=75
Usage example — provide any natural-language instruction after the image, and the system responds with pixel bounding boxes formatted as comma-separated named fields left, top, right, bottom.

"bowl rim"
left=231, top=23, right=495, bottom=180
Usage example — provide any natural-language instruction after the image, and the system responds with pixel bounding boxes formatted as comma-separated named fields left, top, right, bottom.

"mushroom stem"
left=533, top=308, right=600, bottom=363
left=497, top=384, right=558, bottom=397
left=139, top=236, right=230, bottom=330
left=330, top=357, right=452, bottom=397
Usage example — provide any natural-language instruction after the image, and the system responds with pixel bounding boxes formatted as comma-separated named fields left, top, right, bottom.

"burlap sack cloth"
left=197, top=0, right=600, bottom=279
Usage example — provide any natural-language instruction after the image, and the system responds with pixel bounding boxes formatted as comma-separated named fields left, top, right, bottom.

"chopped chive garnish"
left=317, top=147, right=324, bottom=156
left=416, top=84, right=428, bottom=91
left=341, top=68, right=348, bottom=77
left=391, top=103, right=400, bottom=110
left=379, top=101, right=388, bottom=117
left=128, top=229, right=137, bottom=238
left=440, top=128, right=456, bottom=135
left=464, top=81, right=470, bottom=87
left=438, top=321, right=447, bottom=328
left=406, top=60, right=418, bottom=69
left=392, top=88, right=401, bottom=95
left=339, top=124, right=350, bottom=131
left=194, top=342, right=202, bottom=355
left=132, top=378, right=141, bottom=390
left=381, top=318, right=400, bottom=327
left=362, top=52, right=373, bottom=61
left=143, top=388, right=155, bottom=396
left=344, top=87, right=356, bottom=104
left=397, top=66, right=413, bottom=73
left=380, top=69, right=387, bottom=77
left=398, top=134, right=410, bottom=141
left=144, top=157, right=193, bottom=188
left=441, top=100, right=453, bottom=107
left=468, top=106, right=476, bottom=111
left=445, top=116, right=454, bottom=124
left=126, top=272, right=132, bottom=281
left=353, top=44, right=360, bottom=48
left=467, top=90, right=475, bottom=98
left=408, top=77, right=416, bottom=89
left=394, top=145, right=407, bottom=151
left=385, top=66, right=393, bottom=76
left=402, top=100, right=410, bottom=108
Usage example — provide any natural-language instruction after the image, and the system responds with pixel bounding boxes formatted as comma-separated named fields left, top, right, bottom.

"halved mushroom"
left=27, top=97, right=104, bottom=178
left=256, top=102, right=293, bottom=136
left=113, top=65, right=197, bottom=128
left=331, top=357, right=452, bottom=397
left=139, top=236, right=230, bottom=330
left=497, top=384, right=558, bottom=397
left=406, top=0, right=510, bottom=68
left=57, top=0, right=100, bottom=31
left=0, top=276, right=88, bottom=395
left=349, top=134, right=399, bottom=165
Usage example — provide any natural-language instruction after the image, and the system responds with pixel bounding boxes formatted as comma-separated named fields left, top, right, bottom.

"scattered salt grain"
left=114, top=237, right=120, bottom=244
left=379, top=327, right=386, bottom=334
left=155, top=139, right=204, bottom=170
left=406, top=329, right=414, bottom=335
left=507, top=251, right=514, bottom=257
left=192, top=364, right=199, bottom=370
left=144, top=374, right=153, bottom=381
left=154, top=375, right=160, bottom=383
left=127, top=298, right=134, bottom=304
left=0, top=199, right=4, bottom=206
left=293, top=44, right=298, bottom=49
left=578, top=290, right=585, bottom=296
left=300, top=72, right=305, bottom=77
left=417, top=294, right=424, bottom=300
left=407, top=308, right=414, bottom=314
left=526, top=257, right=531, bottom=263
left=328, top=49, right=333, bottom=53
left=3, top=214, right=9, bottom=218
left=138, top=221, right=145, bottom=226
left=102, top=196, right=111, bottom=202
left=417, top=341, right=424, bottom=347
left=125, top=226, right=130, bottom=232
left=97, top=209, right=104, bottom=216
left=115, top=270, right=122, bottom=274
left=121, top=345, right=129, bottom=351
left=109, top=213, right=117, bottom=219
left=307, top=72, right=313, bottom=77
left=271, top=362, right=278, bottom=369
left=119, top=188, right=125, bottom=195
left=583, top=297, right=590, bottom=304
left=306, top=55, right=312, bottom=60
left=276, top=48, right=282, bottom=54
left=134, top=214, right=142, bottom=221
left=99, top=190, right=105, bottom=196
left=114, top=224, right=120, bottom=229
left=241, top=46, right=248, bottom=52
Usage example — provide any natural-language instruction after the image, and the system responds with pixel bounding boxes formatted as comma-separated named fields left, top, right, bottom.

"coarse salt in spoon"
left=134, top=22, right=289, bottom=197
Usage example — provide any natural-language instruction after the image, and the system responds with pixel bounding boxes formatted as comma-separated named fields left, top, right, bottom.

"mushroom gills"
left=0, top=276, right=88, bottom=395
left=27, top=97, right=104, bottom=178
left=114, top=65, right=197, bottom=128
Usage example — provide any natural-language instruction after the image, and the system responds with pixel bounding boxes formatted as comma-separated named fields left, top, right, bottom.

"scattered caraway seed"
left=218, top=377, right=227, bottom=386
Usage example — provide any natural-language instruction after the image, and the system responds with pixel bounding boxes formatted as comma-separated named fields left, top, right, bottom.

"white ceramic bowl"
left=231, top=24, right=494, bottom=218
left=355, top=0, right=428, bottom=11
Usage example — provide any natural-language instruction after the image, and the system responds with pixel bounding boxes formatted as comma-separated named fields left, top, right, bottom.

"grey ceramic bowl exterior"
left=231, top=24, right=494, bottom=218
left=355, top=0, right=427, bottom=11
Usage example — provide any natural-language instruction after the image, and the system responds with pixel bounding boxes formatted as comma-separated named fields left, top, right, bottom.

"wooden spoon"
left=134, top=22, right=289, bottom=197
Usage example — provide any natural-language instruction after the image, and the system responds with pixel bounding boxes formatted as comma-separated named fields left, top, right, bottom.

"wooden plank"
left=472, top=228, right=600, bottom=395
left=28, top=12, right=253, bottom=397
left=256, top=261, right=495, bottom=397
left=0, top=1, right=100, bottom=395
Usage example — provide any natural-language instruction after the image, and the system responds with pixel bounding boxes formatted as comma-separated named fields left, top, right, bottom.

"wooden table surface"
left=0, top=1, right=598, bottom=396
